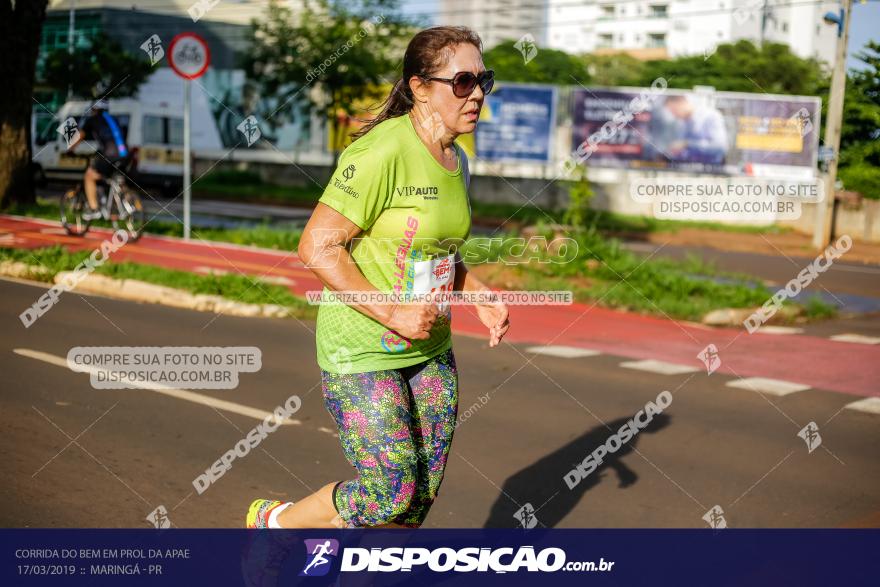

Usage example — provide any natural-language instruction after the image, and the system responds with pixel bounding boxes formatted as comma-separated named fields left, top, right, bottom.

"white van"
left=32, top=69, right=223, bottom=192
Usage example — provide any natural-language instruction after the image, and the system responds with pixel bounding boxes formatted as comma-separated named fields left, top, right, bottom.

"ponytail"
left=350, top=78, right=414, bottom=141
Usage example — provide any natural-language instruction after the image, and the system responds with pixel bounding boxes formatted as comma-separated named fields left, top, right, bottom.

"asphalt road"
left=2, top=278, right=878, bottom=529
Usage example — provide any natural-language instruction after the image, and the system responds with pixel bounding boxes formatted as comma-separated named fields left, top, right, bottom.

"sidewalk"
left=2, top=214, right=878, bottom=398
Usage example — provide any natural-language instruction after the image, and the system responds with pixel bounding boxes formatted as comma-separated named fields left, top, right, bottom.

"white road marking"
left=619, top=359, right=699, bottom=375
left=758, top=326, right=804, bottom=335
left=525, top=345, right=601, bottom=358
left=725, top=377, right=810, bottom=396
left=13, top=348, right=301, bottom=426
left=843, top=397, right=880, bottom=415
left=830, top=333, right=880, bottom=345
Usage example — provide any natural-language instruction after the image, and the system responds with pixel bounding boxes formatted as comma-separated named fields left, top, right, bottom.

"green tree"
left=581, top=53, right=645, bottom=87
left=634, top=40, right=827, bottom=95
left=0, top=0, right=49, bottom=209
left=41, top=33, right=152, bottom=99
left=483, top=40, right=590, bottom=85
left=245, top=0, right=412, bottom=153
left=837, top=42, right=880, bottom=199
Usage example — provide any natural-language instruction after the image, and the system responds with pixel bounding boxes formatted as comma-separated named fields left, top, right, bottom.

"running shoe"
left=246, top=498, right=286, bottom=529
left=82, top=207, right=102, bottom=221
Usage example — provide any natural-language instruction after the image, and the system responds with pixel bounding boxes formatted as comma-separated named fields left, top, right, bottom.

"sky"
left=848, top=1, right=880, bottom=69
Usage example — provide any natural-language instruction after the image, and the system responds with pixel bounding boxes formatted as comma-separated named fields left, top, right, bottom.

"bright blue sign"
left=476, top=84, right=556, bottom=163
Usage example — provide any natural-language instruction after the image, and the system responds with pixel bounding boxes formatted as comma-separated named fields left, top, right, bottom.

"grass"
left=470, top=201, right=787, bottom=235
left=465, top=228, right=833, bottom=322
left=193, top=169, right=321, bottom=206
left=138, top=220, right=303, bottom=252
left=0, top=245, right=316, bottom=319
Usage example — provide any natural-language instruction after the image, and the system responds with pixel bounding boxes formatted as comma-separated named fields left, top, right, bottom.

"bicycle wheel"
left=114, top=188, right=145, bottom=241
left=59, top=186, right=91, bottom=236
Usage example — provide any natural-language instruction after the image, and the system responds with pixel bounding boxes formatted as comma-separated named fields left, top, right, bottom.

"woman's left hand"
left=475, top=293, right=510, bottom=348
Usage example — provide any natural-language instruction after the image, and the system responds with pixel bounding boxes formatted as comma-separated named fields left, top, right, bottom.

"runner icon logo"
left=797, top=421, right=822, bottom=453
left=236, top=115, right=262, bottom=147
left=697, top=344, right=721, bottom=375
left=145, top=505, right=171, bottom=529
left=140, top=34, right=164, bottom=66
left=342, top=164, right=356, bottom=181
left=300, top=539, right=339, bottom=577
left=702, top=505, right=727, bottom=530
left=513, top=503, right=538, bottom=529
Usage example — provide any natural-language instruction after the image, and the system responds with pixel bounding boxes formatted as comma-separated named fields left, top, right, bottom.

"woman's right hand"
left=385, top=301, right=439, bottom=340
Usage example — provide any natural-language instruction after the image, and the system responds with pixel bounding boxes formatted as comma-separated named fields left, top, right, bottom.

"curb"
left=54, top=271, right=294, bottom=319
left=0, top=262, right=294, bottom=319
left=0, top=260, right=53, bottom=281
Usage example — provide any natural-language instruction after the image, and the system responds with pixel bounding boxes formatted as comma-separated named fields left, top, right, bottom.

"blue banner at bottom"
left=2, top=529, right=876, bottom=586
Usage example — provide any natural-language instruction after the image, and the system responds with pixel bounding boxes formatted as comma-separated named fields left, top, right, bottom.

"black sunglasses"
left=421, top=70, right=495, bottom=98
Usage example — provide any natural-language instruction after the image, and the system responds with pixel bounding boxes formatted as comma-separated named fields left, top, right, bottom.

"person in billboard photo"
left=661, top=94, right=729, bottom=165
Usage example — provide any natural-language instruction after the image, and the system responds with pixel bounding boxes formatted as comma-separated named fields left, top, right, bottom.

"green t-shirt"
left=315, top=114, right=472, bottom=374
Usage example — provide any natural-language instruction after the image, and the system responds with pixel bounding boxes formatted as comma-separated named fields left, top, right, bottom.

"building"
left=47, top=0, right=279, bottom=26
left=439, top=0, right=548, bottom=49
left=447, top=0, right=839, bottom=64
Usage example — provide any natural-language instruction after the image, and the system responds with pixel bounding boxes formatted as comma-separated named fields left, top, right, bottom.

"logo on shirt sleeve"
left=342, top=164, right=356, bottom=181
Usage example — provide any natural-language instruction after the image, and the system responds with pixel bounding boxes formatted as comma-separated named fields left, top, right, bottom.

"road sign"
left=168, top=33, right=210, bottom=241
left=168, top=33, right=210, bottom=80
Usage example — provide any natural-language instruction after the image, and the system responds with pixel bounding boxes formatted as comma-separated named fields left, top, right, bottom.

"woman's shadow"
left=483, top=413, right=671, bottom=528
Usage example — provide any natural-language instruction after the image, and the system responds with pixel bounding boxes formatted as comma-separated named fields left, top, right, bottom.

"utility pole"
left=813, top=0, right=853, bottom=249
left=67, top=0, right=75, bottom=99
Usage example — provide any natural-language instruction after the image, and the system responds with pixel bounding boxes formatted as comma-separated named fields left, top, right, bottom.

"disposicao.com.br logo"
left=297, top=544, right=613, bottom=574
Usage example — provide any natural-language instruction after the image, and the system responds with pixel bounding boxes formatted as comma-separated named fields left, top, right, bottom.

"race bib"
left=412, top=254, right=455, bottom=318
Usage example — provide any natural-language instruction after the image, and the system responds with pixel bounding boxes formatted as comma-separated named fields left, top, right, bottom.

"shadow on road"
left=482, top=413, right=672, bottom=528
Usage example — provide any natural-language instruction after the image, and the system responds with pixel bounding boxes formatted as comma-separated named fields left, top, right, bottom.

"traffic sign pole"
left=168, top=32, right=210, bottom=243
left=183, top=79, right=192, bottom=241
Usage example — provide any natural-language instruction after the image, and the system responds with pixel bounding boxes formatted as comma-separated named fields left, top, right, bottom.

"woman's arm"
left=453, top=253, right=510, bottom=347
left=298, top=203, right=438, bottom=341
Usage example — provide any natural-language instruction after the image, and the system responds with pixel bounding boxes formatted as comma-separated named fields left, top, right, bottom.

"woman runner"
left=246, top=26, right=510, bottom=529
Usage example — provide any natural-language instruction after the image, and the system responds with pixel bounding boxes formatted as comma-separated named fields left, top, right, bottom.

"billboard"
left=570, top=87, right=821, bottom=178
left=476, top=84, right=556, bottom=163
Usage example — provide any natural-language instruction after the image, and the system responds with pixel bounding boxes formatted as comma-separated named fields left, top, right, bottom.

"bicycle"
left=60, top=156, right=146, bottom=241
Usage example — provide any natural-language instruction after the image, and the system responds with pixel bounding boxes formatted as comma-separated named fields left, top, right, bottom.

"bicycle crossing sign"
left=168, top=32, right=210, bottom=79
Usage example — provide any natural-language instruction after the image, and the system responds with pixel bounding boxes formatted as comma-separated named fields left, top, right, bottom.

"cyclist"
left=65, top=98, right=129, bottom=221
left=246, top=26, right=510, bottom=529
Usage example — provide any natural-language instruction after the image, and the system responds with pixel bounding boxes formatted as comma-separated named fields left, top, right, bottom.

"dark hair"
left=351, top=26, right=482, bottom=141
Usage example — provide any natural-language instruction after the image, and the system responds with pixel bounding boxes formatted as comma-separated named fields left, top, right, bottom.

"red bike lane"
left=2, top=214, right=877, bottom=398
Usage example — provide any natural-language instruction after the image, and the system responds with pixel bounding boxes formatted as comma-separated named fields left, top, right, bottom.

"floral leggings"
left=321, top=349, right=459, bottom=527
